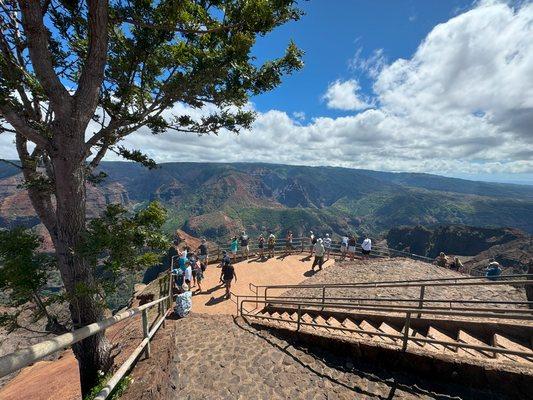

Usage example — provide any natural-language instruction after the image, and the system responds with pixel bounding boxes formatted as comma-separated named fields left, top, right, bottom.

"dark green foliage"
left=0, top=227, right=61, bottom=332
left=80, top=202, right=170, bottom=300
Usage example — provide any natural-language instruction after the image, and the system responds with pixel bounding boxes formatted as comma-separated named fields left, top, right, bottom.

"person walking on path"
left=311, top=238, right=326, bottom=272
left=285, top=230, right=293, bottom=256
left=219, top=250, right=231, bottom=268
left=309, top=231, right=316, bottom=256
left=361, top=236, right=372, bottom=259
left=348, top=235, right=357, bottom=261
left=190, top=256, right=203, bottom=291
left=220, top=261, right=237, bottom=299
left=268, top=232, right=276, bottom=258
left=323, top=233, right=332, bottom=260
left=230, top=236, right=239, bottom=263
left=340, top=235, right=349, bottom=260
left=258, top=234, right=265, bottom=259
left=240, top=231, right=250, bottom=259
left=197, top=238, right=209, bottom=265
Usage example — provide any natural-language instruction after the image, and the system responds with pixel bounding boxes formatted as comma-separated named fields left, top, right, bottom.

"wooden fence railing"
left=0, top=273, right=172, bottom=400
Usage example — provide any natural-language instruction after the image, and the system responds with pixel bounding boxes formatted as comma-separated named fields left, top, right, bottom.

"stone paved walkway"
left=123, top=314, right=502, bottom=400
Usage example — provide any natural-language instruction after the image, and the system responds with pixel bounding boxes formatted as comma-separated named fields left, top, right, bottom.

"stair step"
left=359, top=320, right=395, bottom=343
left=400, top=326, right=424, bottom=348
left=342, top=319, right=365, bottom=338
left=326, top=317, right=346, bottom=336
left=493, top=334, right=533, bottom=363
left=457, top=330, right=493, bottom=359
left=378, top=322, right=401, bottom=344
left=426, top=327, right=458, bottom=353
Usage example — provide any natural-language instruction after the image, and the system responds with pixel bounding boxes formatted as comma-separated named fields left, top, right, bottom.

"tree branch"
left=0, top=104, right=50, bottom=149
left=18, top=0, right=72, bottom=117
left=114, top=17, right=241, bottom=35
left=74, top=0, right=109, bottom=129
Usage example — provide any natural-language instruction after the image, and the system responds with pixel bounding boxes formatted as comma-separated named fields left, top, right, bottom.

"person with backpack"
left=240, top=231, right=250, bottom=259
left=220, top=259, right=237, bottom=299
left=268, top=232, right=276, bottom=258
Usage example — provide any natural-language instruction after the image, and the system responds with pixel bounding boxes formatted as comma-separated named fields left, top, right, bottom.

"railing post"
left=141, top=309, right=151, bottom=358
left=321, top=286, right=326, bottom=310
left=296, top=305, right=302, bottom=331
left=417, top=285, right=425, bottom=318
left=402, top=312, right=411, bottom=352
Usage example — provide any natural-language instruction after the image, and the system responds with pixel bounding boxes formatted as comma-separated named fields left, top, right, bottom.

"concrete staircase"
left=244, top=307, right=533, bottom=370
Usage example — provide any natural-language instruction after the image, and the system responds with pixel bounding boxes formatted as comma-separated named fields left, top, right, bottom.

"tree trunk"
left=51, top=154, right=112, bottom=396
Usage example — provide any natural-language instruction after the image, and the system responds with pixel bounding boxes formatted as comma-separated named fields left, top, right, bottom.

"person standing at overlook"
left=285, top=230, right=294, bottom=256
left=230, top=236, right=239, bottom=263
left=268, top=232, right=276, bottom=258
left=347, top=235, right=357, bottom=260
left=240, top=231, right=250, bottom=259
left=361, top=236, right=372, bottom=259
left=197, top=238, right=209, bottom=266
left=323, top=233, right=332, bottom=260
left=340, top=235, right=349, bottom=260
left=311, top=238, right=326, bottom=272
left=258, top=234, right=265, bottom=259
left=309, top=231, right=316, bottom=256
left=220, top=260, right=237, bottom=300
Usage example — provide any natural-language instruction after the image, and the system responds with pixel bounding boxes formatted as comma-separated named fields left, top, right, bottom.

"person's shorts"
left=286, top=242, right=293, bottom=249
left=268, top=244, right=275, bottom=250
left=223, top=278, right=233, bottom=286
left=258, top=244, right=264, bottom=249
left=242, top=245, right=249, bottom=251
left=192, top=270, right=197, bottom=277
left=341, top=244, right=347, bottom=252
left=348, top=246, right=356, bottom=253
left=362, top=249, right=371, bottom=255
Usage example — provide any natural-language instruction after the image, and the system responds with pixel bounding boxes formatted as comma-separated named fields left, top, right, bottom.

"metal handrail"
left=0, top=281, right=171, bottom=399
left=240, top=299, right=533, bottom=359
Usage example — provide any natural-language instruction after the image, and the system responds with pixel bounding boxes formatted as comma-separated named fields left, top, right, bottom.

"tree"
left=0, top=227, right=64, bottom=334
left=0, top=0, right=302, bottom=394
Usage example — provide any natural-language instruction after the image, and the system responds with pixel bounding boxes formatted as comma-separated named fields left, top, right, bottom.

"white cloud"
left=322, top=79, right=370, bottom=111
left=2, top=1, right=532, bottom=182
left=99, top=0, right=533, bottom=177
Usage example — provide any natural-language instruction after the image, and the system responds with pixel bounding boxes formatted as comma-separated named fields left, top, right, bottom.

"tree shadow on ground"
left=233, top=317, right=496, bottom=400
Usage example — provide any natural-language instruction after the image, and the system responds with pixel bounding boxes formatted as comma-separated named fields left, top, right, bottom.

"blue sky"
left=252, top=0, right=474, bottom=120
left=1, top=0, right=531, bottom=184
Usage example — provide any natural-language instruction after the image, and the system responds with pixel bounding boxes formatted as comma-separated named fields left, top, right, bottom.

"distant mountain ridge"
left=0, top=161, right=532, bottom=240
